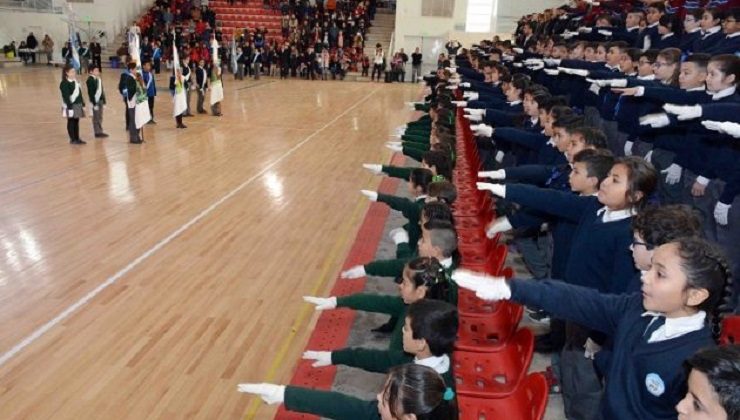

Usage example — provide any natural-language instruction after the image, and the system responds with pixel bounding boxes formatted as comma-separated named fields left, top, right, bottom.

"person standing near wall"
left=411, top=47, right=422, bottom=83
left=371, top=43, right=383, bottom=81
left=26, top=32, right=37, bottom=64
left=42, top=34, right=54, bottom=65
left=86, top=65, right=108, bottom=138
left=90, top=38, right=102, bottom=71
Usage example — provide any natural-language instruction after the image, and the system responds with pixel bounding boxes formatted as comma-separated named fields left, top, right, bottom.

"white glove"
left=597, top=79, right=627, bottom=88
left=597, top=29, right=613, bottom=37
left=714, top=202, right=731, bottom=226
left=501, top=54, right=514, bottom=62
left=451, top=269, right=511, bottom=301
left=512, top=47, right=524, bottom=54
left=663, top=104, right=702, bottom=121
left=237, top=383, right=286, bottom=404
left=624, top=140, right=634, bottom=156
left=660, top=164, right=682, bottom=185
left=406, top=101, right=422, bottom=110
left=472, top=124, right=494, bottom=137
left=495, top=150, right=505, bottom=163
left=644, top=150, right=653, bottom=164
left=476, top=182, right=506, bottom=197
left=639, top=113, right=670, bottom=128
left=577, top=27, right=593, bottom=33
left=583, top=338, right=601, bottom=360
left=544, top=68, right=560, bottom=76
left=526, top=62, right=544, bottom=71
left=363, top=163, right=383, bottom=175
left=589, top=83, right=601, bottom=95
left=562, top=31, right=576, bottom=40
left=341, top=265, right=366, bottom=279
left=386, top=143, right=403, bottom=152
left=486, top=216, right=513, bottom=238
left=302, top=350, right=333, bottom=367
left=559, top=67, right=589, bottom=77
left=360, top=189, right=378, bottom=201
left=93, top=105, right=100, bottom=111
left=702, top=120, right=740, bottom=138
left=463, top=91, right=479, bottom=100
left=478, top=169, right=505, bottom=180
left=445, top=85, right=458, bottom=90
left=303, top=296, right=338, bottom=310
left=460, top=82, right=471, bottom=88
left=512, top=62, right=524, bottom=68
left=464, top=108, right=486, bottom=116
left=452, top=100, right=467, bottom=107
left=544, top=58, right=561, bottom=66
left=445, top=67, right=457, bottom=74
left=524, top=58, right=544, bottom=65
left=391, top=228, right=409, bottom=245
left=464, top=114, right=482, bottom=122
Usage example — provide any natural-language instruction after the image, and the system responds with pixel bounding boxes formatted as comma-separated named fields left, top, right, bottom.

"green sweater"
left=336, top=294, right=407, bottom=351
left=377, top=193, right=424, bottom=249
left=381, top=165, right=413, bottom=181
left=363, top=258, right=409, bottom=278
left=86, top=75, right=106, bottom=105
left=284, top=386, right=379, bottom=419
left=401, top=133, right=430, bottom=144
left=59, top=79, right=84, bottom=107
left=331, top=348, right=413, bottom=373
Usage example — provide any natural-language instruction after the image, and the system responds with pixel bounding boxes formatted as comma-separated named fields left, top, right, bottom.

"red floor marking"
left=275, top=153, right=405, bottom=419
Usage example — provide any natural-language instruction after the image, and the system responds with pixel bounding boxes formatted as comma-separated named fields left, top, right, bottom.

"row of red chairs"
left=448, top=101, right=549, bottom=419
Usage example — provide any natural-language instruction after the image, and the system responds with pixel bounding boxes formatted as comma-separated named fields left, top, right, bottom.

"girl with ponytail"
left=452, top=236, right=732, bottom=420
left=238, top=364, right=456, bottom=420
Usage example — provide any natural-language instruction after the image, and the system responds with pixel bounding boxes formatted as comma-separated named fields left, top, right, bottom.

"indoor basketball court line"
left=0, top=86, right=380, bottom=370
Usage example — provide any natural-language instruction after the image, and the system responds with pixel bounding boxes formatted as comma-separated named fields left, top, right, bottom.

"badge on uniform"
left=645, top=373, right=665, bottom=397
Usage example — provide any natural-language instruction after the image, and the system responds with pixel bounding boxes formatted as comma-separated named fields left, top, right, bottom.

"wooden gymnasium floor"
left=0, top=66, right=421, bottom=419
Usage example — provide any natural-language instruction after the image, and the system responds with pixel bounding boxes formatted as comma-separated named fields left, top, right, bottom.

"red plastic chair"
left=457, top=373, right=549, bottom=420
left=720, top=315, right=740, bottom=345
left=453, top=328, right=534, bottom=397
left=456, top=302, right=523, bottom=351
left=460, top=242, right=507, bottom=275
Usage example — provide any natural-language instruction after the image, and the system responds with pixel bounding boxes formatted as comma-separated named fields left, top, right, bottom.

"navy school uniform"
left=638, top=23, right=661, bottom=51
left=457, top=67, right=485, bottom=81
left=691, top=27, right=725, bottom=53
left=506, top=184, right=637, bottom=293
left=679, top=29, right=702, bottom=52
left=509, top=278, right=714, bottom=419
left=705, top=32, right=740, bottom=55
left=652, top=33, right=681, bottom=50
left=482, top=102, right=524, bottom=127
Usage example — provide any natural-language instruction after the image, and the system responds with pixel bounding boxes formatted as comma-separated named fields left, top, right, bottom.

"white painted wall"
left=0, top=0, right=155, bottom=60
left=393, top=0, right=561, bottom=62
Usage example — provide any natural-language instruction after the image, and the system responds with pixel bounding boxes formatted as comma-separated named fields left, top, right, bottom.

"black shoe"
left=177, top=124, right=187, bottom=129
left=95, top=133, right=109, bottom=138
left=148, top=120, right=157, bottom=124
left=371, top=318, right=397, bottom=334
left=70, top=139, right=85, bottom=145
left=130, top=140, right=143, bottom=144
left=198, top=110, right=207, bottom=114
left=213, top=113, right=222, bottom=117
left=184, top=113, right=194, bottom=117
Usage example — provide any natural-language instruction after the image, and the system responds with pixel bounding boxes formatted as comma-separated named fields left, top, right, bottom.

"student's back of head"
left=406, top=299, right=458, bottom=356
left=384, top=364, right=457, bottom=420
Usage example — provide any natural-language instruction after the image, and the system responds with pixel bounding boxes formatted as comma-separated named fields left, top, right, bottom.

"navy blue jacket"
left=507, top=185, right=637, bottom=293
left=510, top=279, right=714, bottom=420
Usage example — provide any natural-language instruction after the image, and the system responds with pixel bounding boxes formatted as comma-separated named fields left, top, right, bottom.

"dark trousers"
left=148, top=96, right=155, bottom=121
left=127, top=107, right=140, bottom=143
left=371, top=64, right=382, bottom=81
left=176, top=114, right=183, bottom=126
left=66, top=118, right=79, bottom=141
left=123, top=99, right=130, bottom=129
left=154, top=58, right=161, bottom=73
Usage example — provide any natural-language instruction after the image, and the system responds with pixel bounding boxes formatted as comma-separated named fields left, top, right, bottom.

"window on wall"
left=465, top=0, right=495, bottom=32
left=421, top=0, right=455, bottom=17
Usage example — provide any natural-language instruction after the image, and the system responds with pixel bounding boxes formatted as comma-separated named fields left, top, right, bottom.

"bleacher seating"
left=209, top=0, right=283, bottom=41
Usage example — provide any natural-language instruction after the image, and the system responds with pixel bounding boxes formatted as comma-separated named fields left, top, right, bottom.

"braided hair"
left=406, top=257, right=450, bottom=302
left=675, top=237, right=734, bottom=341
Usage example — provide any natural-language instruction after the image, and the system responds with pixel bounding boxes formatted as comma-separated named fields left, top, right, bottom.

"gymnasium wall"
left=0, top=0, right=155, bottom=61
left=394, top=0, right=562, bottom=70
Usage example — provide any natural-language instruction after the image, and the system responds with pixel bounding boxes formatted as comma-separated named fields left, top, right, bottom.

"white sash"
left=69, top=80, right=81, bottom=103
left=94, top=77, right=103, bottom=103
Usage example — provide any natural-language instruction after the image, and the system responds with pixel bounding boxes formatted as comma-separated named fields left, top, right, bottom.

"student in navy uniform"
left=59, top=64, right=86, bottom=145
left=120, top=62, right=142, bottom=144
left=693, top=8, right=726, bottom=53
left=86, top=65, right=108, bottom=138
left=142, top=61, right=157, bottom=124
left=118, top=60, right=132, bottom=130
left=478, top=156, right=657, bottom=420
left=681, top=9, right=704, bottom=52
left=676, top=345, right=740, bottom=420
left=195, top=59, right=208, bottom=114
left=706, top=8, right=740, bottom=55
left=640, top=3, right=665, bottom=51
left=654, top=14, right=683, bottom=50
left=238, top=363, right=457, bottom=420
left=453, top=236, right=733, bottom=420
